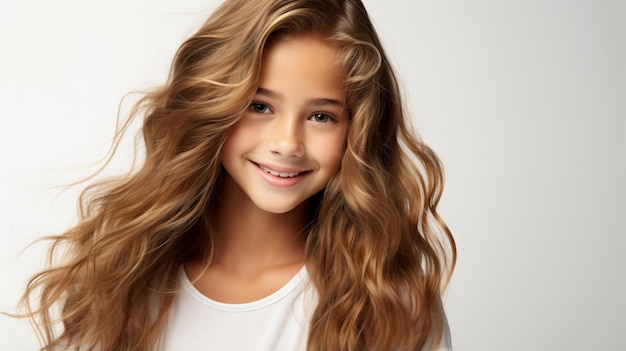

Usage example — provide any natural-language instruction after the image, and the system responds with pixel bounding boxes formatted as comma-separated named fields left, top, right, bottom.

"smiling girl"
left=19, top=0, right=455, bottom=350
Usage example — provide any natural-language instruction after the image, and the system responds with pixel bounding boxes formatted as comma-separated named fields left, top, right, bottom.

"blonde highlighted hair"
left=19, top=0, right=455, bottom=350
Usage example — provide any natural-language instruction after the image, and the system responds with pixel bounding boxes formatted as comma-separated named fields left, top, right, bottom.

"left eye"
left=309, top=112, right=334, bottom=123
left=249, top=103, right=272, bottom=114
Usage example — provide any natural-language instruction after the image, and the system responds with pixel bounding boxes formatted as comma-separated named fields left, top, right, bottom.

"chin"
left=252, top=200, right=306, bottom=215
left=247, top=189, right=317, bottom=215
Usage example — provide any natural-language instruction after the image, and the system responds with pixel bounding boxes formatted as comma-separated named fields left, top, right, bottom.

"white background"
left=1, top=0, right=624, bottom=350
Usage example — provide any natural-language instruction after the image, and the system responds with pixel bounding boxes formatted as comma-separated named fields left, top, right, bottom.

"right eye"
left=249, top=102, right=272, bottom=114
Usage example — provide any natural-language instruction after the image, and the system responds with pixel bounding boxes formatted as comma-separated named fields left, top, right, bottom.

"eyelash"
left=308, top=112, right=336, bottom=123
left=248, top=102, right=337, bottom=123
left=249, top=102, right=272, bottom=114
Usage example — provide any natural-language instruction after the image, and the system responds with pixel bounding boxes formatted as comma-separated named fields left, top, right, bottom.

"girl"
left=19, top=0, right=456, bottom=350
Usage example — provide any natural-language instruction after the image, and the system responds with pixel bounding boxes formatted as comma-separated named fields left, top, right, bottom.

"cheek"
left=222, top=120, right=255, bottom=158
left=315, top=129, right=347, bottom=173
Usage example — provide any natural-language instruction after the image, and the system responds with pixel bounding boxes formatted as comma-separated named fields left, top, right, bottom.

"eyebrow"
left=256, top=87, right=345, bottom=108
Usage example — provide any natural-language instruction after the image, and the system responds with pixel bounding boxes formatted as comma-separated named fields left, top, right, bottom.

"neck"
left=208, top=174, right=308, bottom=273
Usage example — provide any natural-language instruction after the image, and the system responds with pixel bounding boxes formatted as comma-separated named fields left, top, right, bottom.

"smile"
left=257, top=164, right=302, bottom=178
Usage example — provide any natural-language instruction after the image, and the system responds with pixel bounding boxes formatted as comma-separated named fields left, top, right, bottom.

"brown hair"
left=19, top=0, right=455, bottom=350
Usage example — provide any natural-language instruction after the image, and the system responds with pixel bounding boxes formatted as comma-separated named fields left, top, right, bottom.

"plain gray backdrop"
left=1, top=0, right=624, bottom=350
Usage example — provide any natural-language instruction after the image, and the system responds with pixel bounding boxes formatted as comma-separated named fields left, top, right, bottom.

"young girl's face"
left=221, top=33, right=348, bottom=214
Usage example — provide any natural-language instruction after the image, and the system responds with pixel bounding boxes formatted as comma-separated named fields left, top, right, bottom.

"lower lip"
left=252, top=162, right=308, bottom=188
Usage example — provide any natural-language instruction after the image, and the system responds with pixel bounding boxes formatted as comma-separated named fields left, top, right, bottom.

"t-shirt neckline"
left=181, top=265, right=308, bottom=312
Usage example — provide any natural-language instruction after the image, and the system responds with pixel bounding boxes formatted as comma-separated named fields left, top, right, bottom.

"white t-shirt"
left=161, top=266, right=452, bottom=350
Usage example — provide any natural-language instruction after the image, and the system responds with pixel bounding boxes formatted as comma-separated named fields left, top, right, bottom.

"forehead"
left=258, top=34, right=346, bottom=102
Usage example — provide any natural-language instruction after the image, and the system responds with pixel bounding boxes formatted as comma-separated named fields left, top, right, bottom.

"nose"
left=268, top=115, right=304, bottom=157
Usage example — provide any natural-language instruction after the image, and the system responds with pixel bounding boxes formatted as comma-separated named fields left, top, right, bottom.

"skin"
left=186, top=33, right=348, bottom=303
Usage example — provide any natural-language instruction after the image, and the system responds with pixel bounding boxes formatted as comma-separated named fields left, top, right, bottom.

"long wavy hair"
left=19, top=0, right=455, bottom=350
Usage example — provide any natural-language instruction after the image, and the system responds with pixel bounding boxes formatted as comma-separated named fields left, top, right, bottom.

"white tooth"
left=259, top=165, right=300, bottom=178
